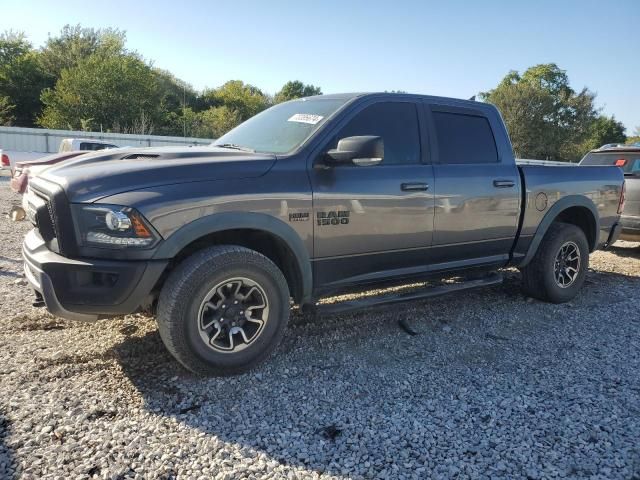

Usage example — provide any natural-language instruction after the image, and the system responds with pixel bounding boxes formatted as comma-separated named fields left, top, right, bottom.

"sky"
left=2, top=0, right=639, bottom=132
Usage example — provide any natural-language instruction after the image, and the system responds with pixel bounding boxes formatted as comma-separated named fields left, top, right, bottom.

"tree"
left=39, top=54, right=162, bottom=132
left=274, top=80, right=322, bottom=103
left=0, top=95, right=14, bottom=125
left=199, top=106, right=242, bottom=138
left=481, top=63, right=599, bottom=161
left=39, top=25, right=127, bottom=80
left=627, top=126, right=640, bottom=145
left=481, top=81, right=555, bottom=159
left=581, top=115, right=626, bottom=151
left=0, top=32, right=50, bottom=126
left=203, top=80, right=269, bottom=121
left=153, top=68, right=201, bottom=136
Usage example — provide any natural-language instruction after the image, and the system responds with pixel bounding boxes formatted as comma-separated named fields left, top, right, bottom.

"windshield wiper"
left=214, top=143, right=255, bottom=153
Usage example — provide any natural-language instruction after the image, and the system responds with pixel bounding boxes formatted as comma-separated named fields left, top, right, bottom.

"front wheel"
left=520, top=223, right=589, bottom=303
left=156, top=245, right=290, bottom=375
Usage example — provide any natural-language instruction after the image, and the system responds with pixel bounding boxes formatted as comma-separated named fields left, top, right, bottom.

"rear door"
left=310, top=99, right=435, bottom=290
left=425, top=103, right=521, bottom=266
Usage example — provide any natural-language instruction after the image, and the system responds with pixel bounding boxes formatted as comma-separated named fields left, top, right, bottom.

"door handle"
left=493, top=179, right=515, bottom=188
left=401, top=182, right=429, bottom=192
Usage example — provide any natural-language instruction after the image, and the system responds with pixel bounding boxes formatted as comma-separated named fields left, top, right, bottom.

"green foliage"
left=0, top=95, right=15, bottom=125
left=481, top=63, right=624, bottom=161
left=152, top=69, right=200, bottom=136
left=581, top=115, right=626, bottom=151
left=39, top=24, right=127, bottom=80
left=274, top=80, right=322, bottom=103
left=0, top=25, right=331, bottom=138
left=199, top=106, right=243, bottom=138
left=481, top=80, right=555, bottom=159
left=0, top=32, right=50, bottom=126
left=39, top=54, right=162, bottom=132
left=626, top=127, right=640, bottom=145
left=203, top=80, right=270, bottom=121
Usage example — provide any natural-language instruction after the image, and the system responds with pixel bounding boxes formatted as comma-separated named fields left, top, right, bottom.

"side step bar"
left=316, top=272, right=503, bottom=315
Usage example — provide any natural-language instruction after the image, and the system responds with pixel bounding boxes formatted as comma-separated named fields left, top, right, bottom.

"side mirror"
left=325, top=136, right=383, bottom=167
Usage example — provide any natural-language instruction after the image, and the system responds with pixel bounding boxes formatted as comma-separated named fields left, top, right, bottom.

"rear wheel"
left=156, top=245, right=290, bottom=375
left=520, top=222, right=589, bottom=303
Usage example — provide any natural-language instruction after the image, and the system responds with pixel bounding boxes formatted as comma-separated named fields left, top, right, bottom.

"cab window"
left=334, top=102, right=421, bottom=165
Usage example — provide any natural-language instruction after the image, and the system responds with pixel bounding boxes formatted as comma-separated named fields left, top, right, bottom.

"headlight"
left=72, top=204, right=160, bottom=248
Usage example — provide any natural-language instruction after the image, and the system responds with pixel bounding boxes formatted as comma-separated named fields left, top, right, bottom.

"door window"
left=432, top=111, right=498, bottom=164
left=334, top=102, right=421, bottom=165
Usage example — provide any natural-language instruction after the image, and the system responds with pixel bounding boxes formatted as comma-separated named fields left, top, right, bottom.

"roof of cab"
left=300, top=92, right=487, bottom=110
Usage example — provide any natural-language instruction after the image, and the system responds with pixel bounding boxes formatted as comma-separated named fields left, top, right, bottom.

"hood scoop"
left=122, top=153, right=160, bottom=159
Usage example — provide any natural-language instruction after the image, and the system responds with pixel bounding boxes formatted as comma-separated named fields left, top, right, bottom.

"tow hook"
left=32, top=291, right=45, bottom=308
left=10, top=206, right=26, bottom=222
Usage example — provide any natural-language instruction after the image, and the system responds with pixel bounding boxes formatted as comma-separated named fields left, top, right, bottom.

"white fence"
left=0, top=126, right=214, bottom=154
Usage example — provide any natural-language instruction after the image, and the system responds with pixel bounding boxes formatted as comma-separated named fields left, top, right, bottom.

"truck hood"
left=37, top=146, right=277, bottom=203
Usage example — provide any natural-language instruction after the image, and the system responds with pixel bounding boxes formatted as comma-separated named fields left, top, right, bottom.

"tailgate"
left=623, top=177, right=640, bottom=218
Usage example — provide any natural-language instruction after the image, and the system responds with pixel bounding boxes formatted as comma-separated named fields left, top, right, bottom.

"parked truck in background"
left=10, top=138, right=120, bottom=194
left=2, top=138, right=118, bottom=177
left=21, top=93, right=625, bottom=375
left=580, top=144, right=640, bottom=242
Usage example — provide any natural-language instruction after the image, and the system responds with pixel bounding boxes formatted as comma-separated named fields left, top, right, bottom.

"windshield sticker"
left=288, top=113, right=323, bottom=125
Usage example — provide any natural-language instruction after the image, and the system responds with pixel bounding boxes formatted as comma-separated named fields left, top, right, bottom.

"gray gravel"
left=1, top=176, right=639, bottom=479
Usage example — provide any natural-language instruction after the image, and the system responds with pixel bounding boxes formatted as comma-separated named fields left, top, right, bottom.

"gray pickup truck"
left=21, top=93, right=624, bottom=374
left=580, top=144, right=640, bottom=242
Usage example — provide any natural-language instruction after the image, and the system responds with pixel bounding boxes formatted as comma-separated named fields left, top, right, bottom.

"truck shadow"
left=607, top=244, right=640, bottom=259
left=0, top=410, right=15, bottom=480
left=107, top=269, right=639, bottom=477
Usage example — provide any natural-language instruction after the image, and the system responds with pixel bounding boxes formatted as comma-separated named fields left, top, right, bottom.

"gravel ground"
left=0, top=176, right=639, bottom=480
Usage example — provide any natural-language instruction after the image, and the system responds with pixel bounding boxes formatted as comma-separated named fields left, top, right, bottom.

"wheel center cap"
left=225, top=305, right=241, bottom=318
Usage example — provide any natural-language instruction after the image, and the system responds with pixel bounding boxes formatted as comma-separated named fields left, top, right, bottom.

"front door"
left=310, top=100, right=435, bottom=291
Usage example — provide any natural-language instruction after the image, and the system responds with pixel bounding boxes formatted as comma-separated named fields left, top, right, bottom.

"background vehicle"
left=1, top=149, right=8, bottom=173
left=58, top=138, right=119, bottom=153
left=1, top=149, right=42, bottom=173
left=10, top=139, right=121, bottom=194
left=2, top=138, right=118, bottom=177
left=580, top=144, right=640, bottom=242
left=21, top=93, right=624, bottom=375
left=10, top=151, right=87, bottom=194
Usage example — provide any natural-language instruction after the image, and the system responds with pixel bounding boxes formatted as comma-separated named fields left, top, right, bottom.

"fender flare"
left=518, top=195, right=599, bottom=267
left=152, top=212, right=313, bottom=303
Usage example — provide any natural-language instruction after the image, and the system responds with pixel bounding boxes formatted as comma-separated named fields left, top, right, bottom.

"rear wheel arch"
left=554, top=205, right=597, bottom=251
left=519, top=196, right=599, bottom=267
left=152, top=213, right=312, bottom=304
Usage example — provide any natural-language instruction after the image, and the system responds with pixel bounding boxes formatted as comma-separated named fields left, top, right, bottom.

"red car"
left=10, top=151, right=86, bottom=194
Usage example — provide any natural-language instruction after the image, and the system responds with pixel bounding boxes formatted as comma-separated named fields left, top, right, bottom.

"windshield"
left=580, top=151, right=640, bottom=174
left=214, top=97, right=350, bottom=154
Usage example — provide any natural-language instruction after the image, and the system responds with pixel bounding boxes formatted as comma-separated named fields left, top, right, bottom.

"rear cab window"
left=432, top=110, right=498, bottom=164
left=580, top=151, right=640, bottom=174
left=80, top=142, right=116, bottom=151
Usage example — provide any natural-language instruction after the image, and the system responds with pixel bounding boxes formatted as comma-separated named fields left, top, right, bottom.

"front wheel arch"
left=152, top=212, right=313, bottom=304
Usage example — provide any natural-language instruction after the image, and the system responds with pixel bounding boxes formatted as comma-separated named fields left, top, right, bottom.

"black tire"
left=156, top=245, right=290, bottom=375
left=520, top=222, right=589, bottom=303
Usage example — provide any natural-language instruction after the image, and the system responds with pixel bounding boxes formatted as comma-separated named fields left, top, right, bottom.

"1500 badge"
left=317, top=211, right=350, bottom=226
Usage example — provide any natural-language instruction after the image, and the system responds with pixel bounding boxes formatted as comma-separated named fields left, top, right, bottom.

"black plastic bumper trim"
left=23, top=229, right=168, bottom=321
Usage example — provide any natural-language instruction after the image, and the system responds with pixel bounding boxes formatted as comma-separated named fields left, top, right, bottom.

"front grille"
left=29, top=180, right=76, bottom=256
left=39, top=199, right=57, bottom=242
left=29, top=188, right=58, bottom=248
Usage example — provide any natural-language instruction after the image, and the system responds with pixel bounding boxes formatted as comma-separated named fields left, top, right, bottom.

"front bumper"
left=23, top=229, right=167, bottom=321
